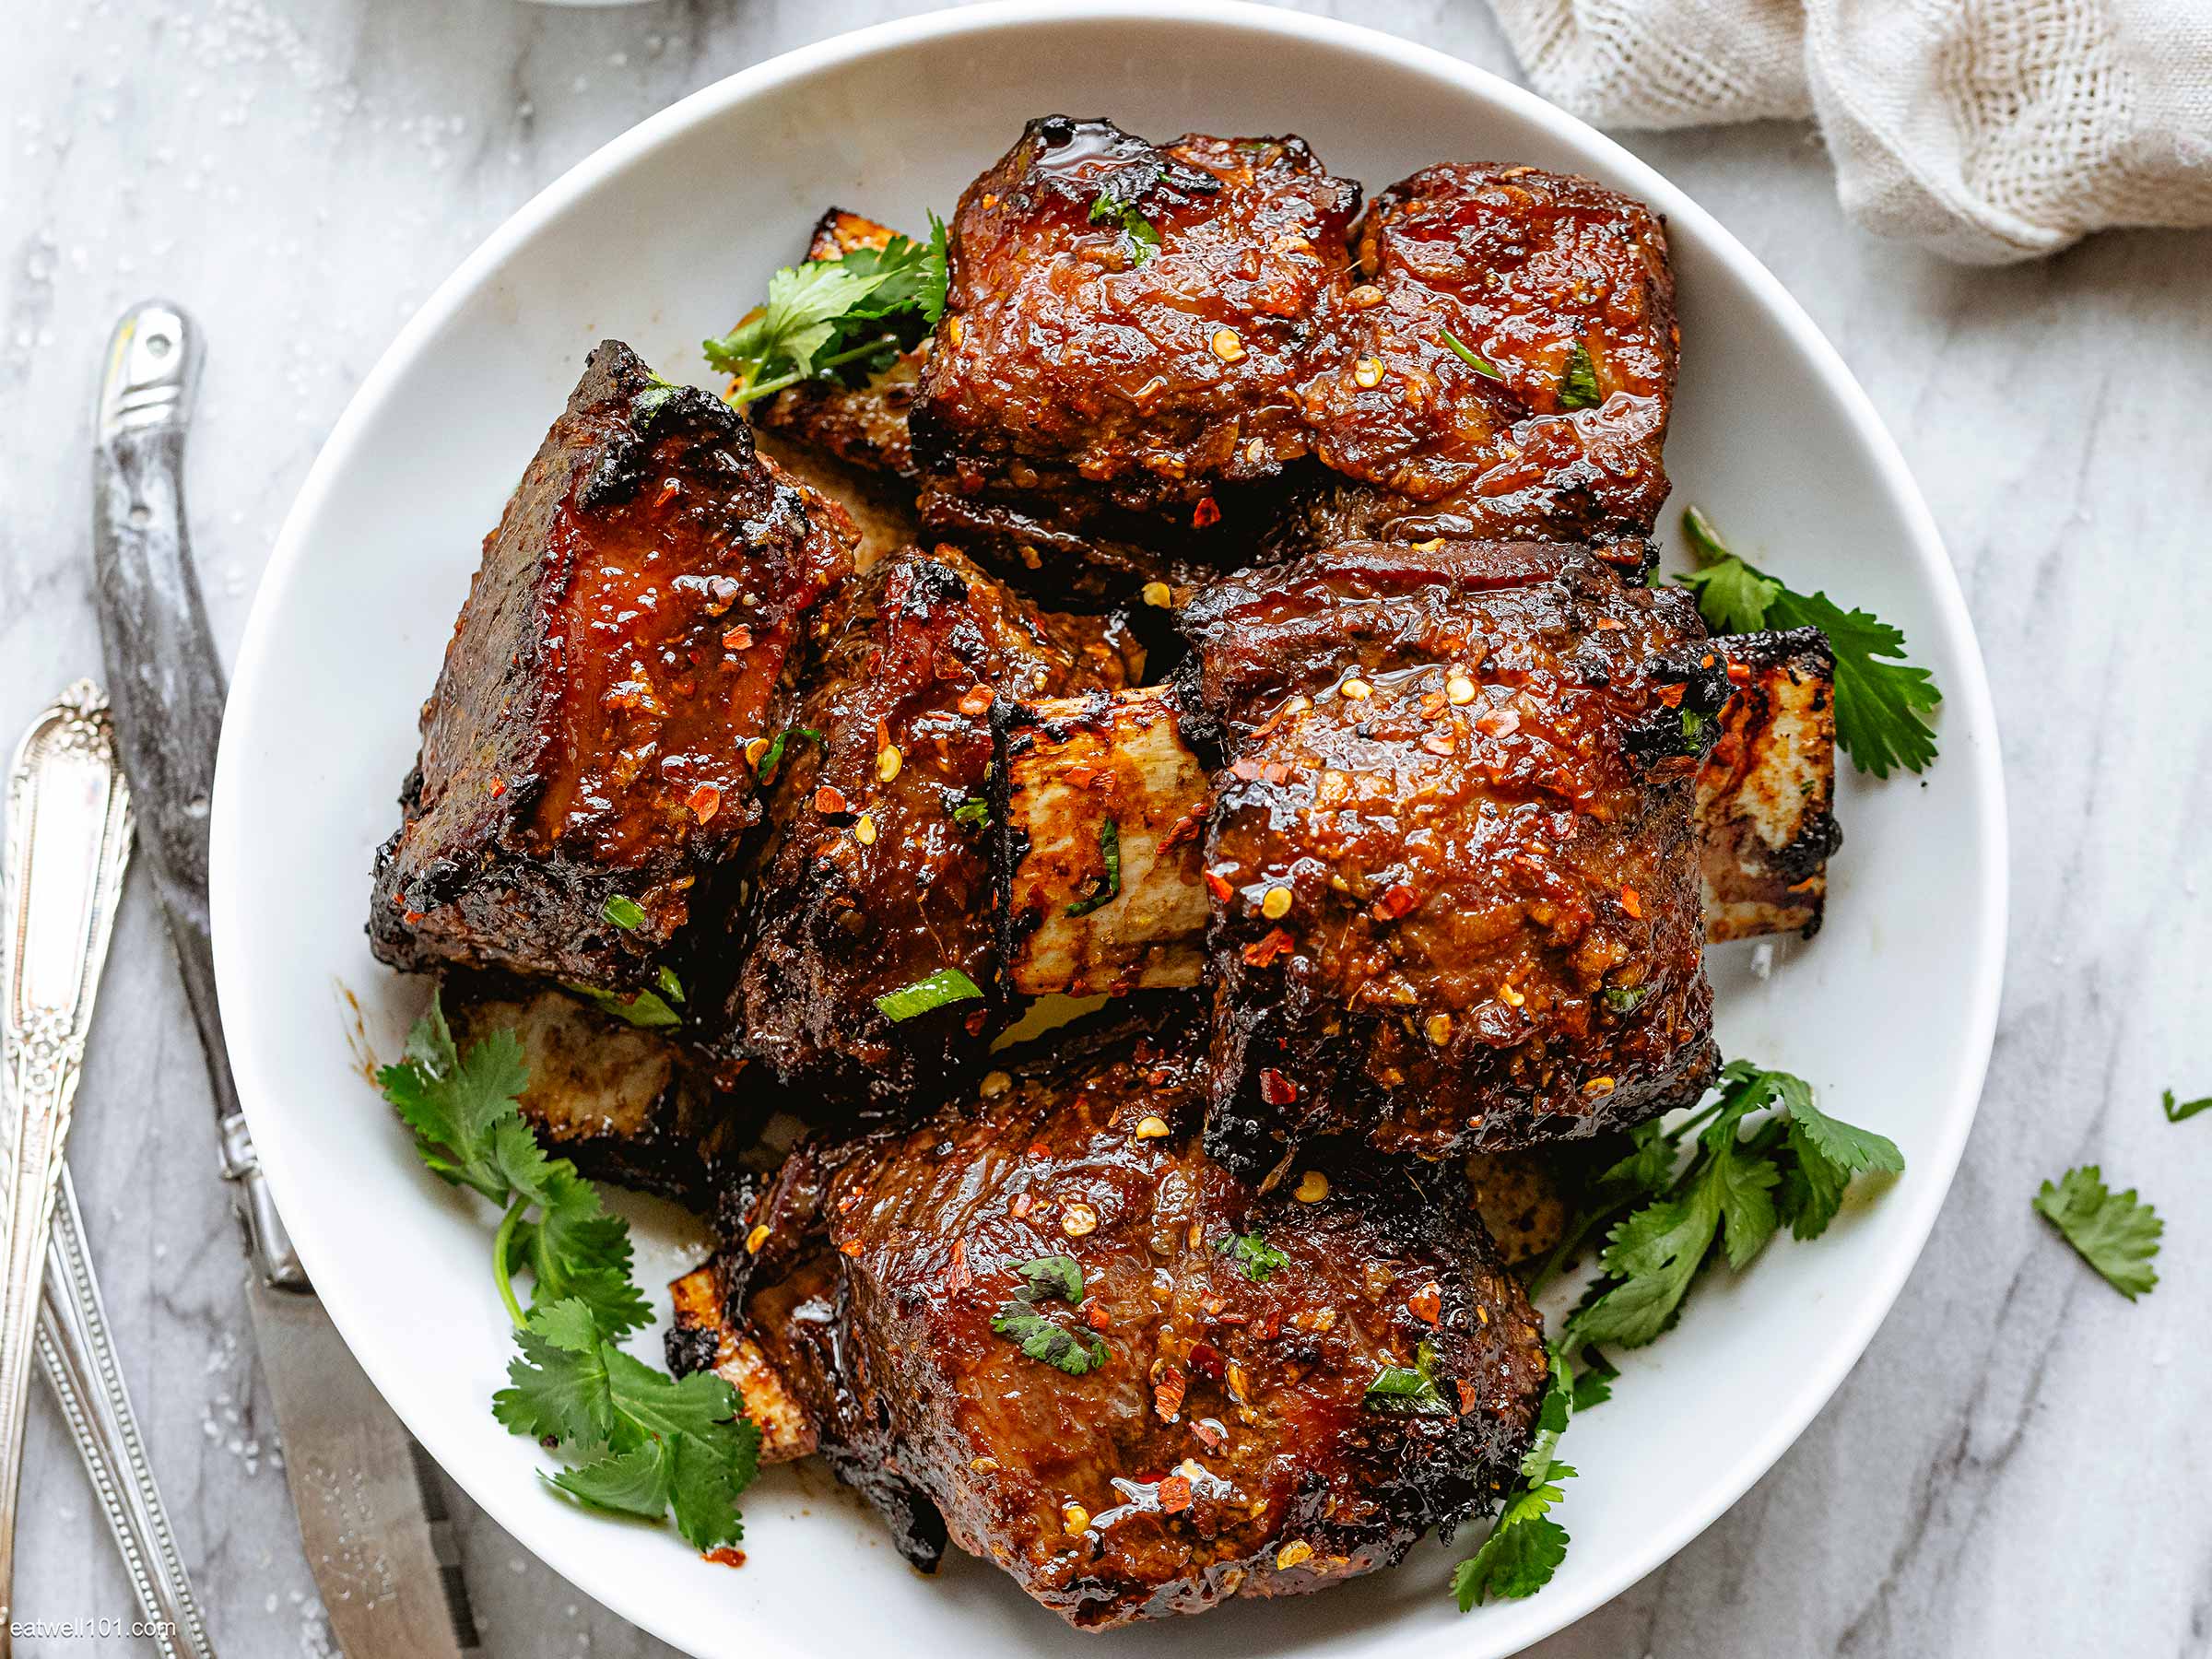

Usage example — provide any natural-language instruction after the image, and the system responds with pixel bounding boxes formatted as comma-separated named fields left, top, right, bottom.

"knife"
left=92, top=300, right=482, bottom=1657
left=0, top=684, right=135, bottom=1648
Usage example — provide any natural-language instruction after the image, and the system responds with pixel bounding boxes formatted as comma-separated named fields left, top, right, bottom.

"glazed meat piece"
left=1180, top=540, right=1724, bottom=1175
left=991, top=629, right=1836, bottom=995
left=441, top=971, right=777, bottom=1206
left=747, top=208, right=924, bottom=488
left=671, top=1004, right=1550, bottom=1629
left=369, top=340, right=855, bottom=992
left=719, top=543, right=1139, bottom=1107
left=1286, top=165, right=1676, bottom=565
left=1698, top=626, right=1841, bottom=939
left=912, top=115, right=1360, bottom=599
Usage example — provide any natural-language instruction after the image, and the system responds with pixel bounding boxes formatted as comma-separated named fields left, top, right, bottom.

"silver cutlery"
left=93, top=300, right=482, bottom=1658
left=0, top=682, right=135, bottom=1649
left=38, top=1166, right=215, bottom=1657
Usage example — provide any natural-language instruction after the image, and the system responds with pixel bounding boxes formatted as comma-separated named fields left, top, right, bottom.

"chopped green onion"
left=1559, top=342, right=1602, bottom=410
left=951, top=796, right=990, bottom=829
left=1441, top=330, right=1502, bottom=380
left=601, top=895, right=647, bottom=931
left=568, top=982, right=682, bottom=1030
left=874, top=966, right=985, bottom=1022
left=1065, top=820, right=1122, bottom=918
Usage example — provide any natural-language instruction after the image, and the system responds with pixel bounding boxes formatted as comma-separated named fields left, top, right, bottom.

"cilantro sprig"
left=379, top=994, right=759, bottom=1548
left=1678, top=506, right=1943, bottom=778
left=1215, top=1231, right=1289, bottom=1283
left=989, top=1253, right=1107, bottom=1375
left=1453, top=1061, right=1904, bottom=1612
left=2034, top=1166, right=2161, bottom=1300
left=1088, top=189, right=1161, bottom=265
left=705, top=220, right=948, bottom=406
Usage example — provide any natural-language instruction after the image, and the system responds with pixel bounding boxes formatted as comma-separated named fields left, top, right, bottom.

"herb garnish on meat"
left=1678, top=506, right=1944, bottom=778
left=704, top=222, right=948, bottom=406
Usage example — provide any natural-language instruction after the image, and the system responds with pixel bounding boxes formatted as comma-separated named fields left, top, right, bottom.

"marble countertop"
left=6, top=2, right=2208, bottom=1653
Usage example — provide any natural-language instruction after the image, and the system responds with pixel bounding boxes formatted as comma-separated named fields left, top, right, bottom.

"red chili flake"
left=1064, top=764, right=1099, bottom=788
left=1727, top=659, right=1751, bottom=685
left=1656, top=683, right=1686, bottom=708
left=1154, top=1367, right=1188, bottom=1422
left=1192, top=496, right=1222, bottom=529
left=947, top=1239, right=972, bottom=1293
left=1085, top=1302, right=1110, bottom=1332
left=1229, top=757, right=1266, bottom=782
left=1258, top=1068, right=1299, bottom=1106
left=1189, top=1343, right=1226, bottom=1382
left=1407, top=1282, right=1442, bottom=1325
left=1371, top=884, right=1419, bottom=921
left=840, top=1239, right=864, bottom=1257
left=1473, top=706, right=1520, bottom=737
left=688, top=783, right=722, bottom=824
left=959, top=684, right=994, bottom=716
left=1204, top=869, right=1237, bottom=902
left=723, top=626, right=753, bottom=652
left=1146, top=1066, right=1173, bottom=1087
left=655, top=478, right=681, bottom=507
left=401, top=909, right=426, bottom=926
left=1162, top=813, right=1203, bottom=849
left=703, top=1547, right=747, bottom=1569
left=1011, top=1193, right=1034, bottom=1218
left=1193, top=1418, right=1228, bottom=1451
left=813, top=784, right=850, bottom=816
left=1418, top=689, right=1448, bottom=718
left=1419, top=731, right=1456, bottom=757
left=1619, top=885, right=1643, bottom=918
left=1454, top=1379, right=1477, bottom=1416
left=1159, top=1474, right=1194, bottom=1514
left=1260, top=761, right=1293, bottom=785
left=1242, top=927, right=1295, bottom=968
left=962, top=1007, right=990, bottom=1038
left=488, top=777, right=507, bottom=797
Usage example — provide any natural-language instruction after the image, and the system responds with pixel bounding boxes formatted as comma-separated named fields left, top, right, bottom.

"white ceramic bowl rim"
left=214, top=4, right=2008, bottom=1653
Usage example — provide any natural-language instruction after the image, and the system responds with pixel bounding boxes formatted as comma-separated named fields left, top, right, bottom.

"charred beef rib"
left=994, top=540, right=1734, bottom=1176
left=714, top=542, right=1139, bottom=1106
left=669, top=1003, right=1550, bottom=1629
left=912, top=116, right=1362, bottom=602
left=370, top=340, right=855, bottom=994
left=1283, top=162, right=1677, bottom=565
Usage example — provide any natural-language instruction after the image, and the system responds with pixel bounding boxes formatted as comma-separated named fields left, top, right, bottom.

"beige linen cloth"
left=1488, top=0, right=2212, bottom=262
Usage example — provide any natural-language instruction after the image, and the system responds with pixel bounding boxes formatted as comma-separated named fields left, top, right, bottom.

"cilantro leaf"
left=1215, top=1232, right=1290, bottom=1283
left=1453, top=1463, right=1575, bottom=1607
left=1010, top=1254, right=1085, bottom=1304
left=1787, top=1089, right=1907, bottom=1178
left=1088, top=191, right=1160, bottom=264
left=497, top=1312, right=760, bottom=1549
left=566, top=982, right=683, bottom=1030
left=2034, top=1166, right=2161, bottom=1300
left=1707, top=1138, right=1781, bottom=1270
left=1570, top=1349, right=1616, bottom=1413
left=2162, top=1088, right=2211, bottom=1124
left=705, top=229, right=947, bottom=406
left=512, top=1169, right=654, bottom=1337
left=1677, top=506, right=1942, bottom=777
left=1568, top=1177, right=1721, bottom=1348
left=1557, top=341, right=1602, bottom=409
left=377, top=1012, right=534, bottom=1205
left=1363, top=1338, right=1452, bottom=1414
left=990, top=1305, right=1109, bottom=1375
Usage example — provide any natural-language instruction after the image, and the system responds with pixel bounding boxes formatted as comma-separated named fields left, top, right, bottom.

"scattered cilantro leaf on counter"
left=2162, top=1088, right=2212, bottom=1124
left=704, top=228, right=947, bottom=406
left=1678, top=506, right=1943, bottom=777
left=1557, top=341, right=1603, bottom=410
left=1363, top=1338, right=1452, bottom=1415
left=1216, top=1232, right=1290, bottom=1283
left=380, top=995, right=757, bottom=1547
left=2034, top=1166, right=2161, bottom=1300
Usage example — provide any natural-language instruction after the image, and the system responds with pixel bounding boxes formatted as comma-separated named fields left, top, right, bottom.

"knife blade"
left=92, top=299, right=481, bottom=1657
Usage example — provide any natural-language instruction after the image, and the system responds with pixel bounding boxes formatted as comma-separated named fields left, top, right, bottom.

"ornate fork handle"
left=37, top=1167, right=215, bottom=1657
left=0, top=683, right=134, bottom=1641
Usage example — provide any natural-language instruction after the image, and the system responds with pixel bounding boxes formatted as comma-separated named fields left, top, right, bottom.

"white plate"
left=209, top=5, right=2006, bottom=1654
